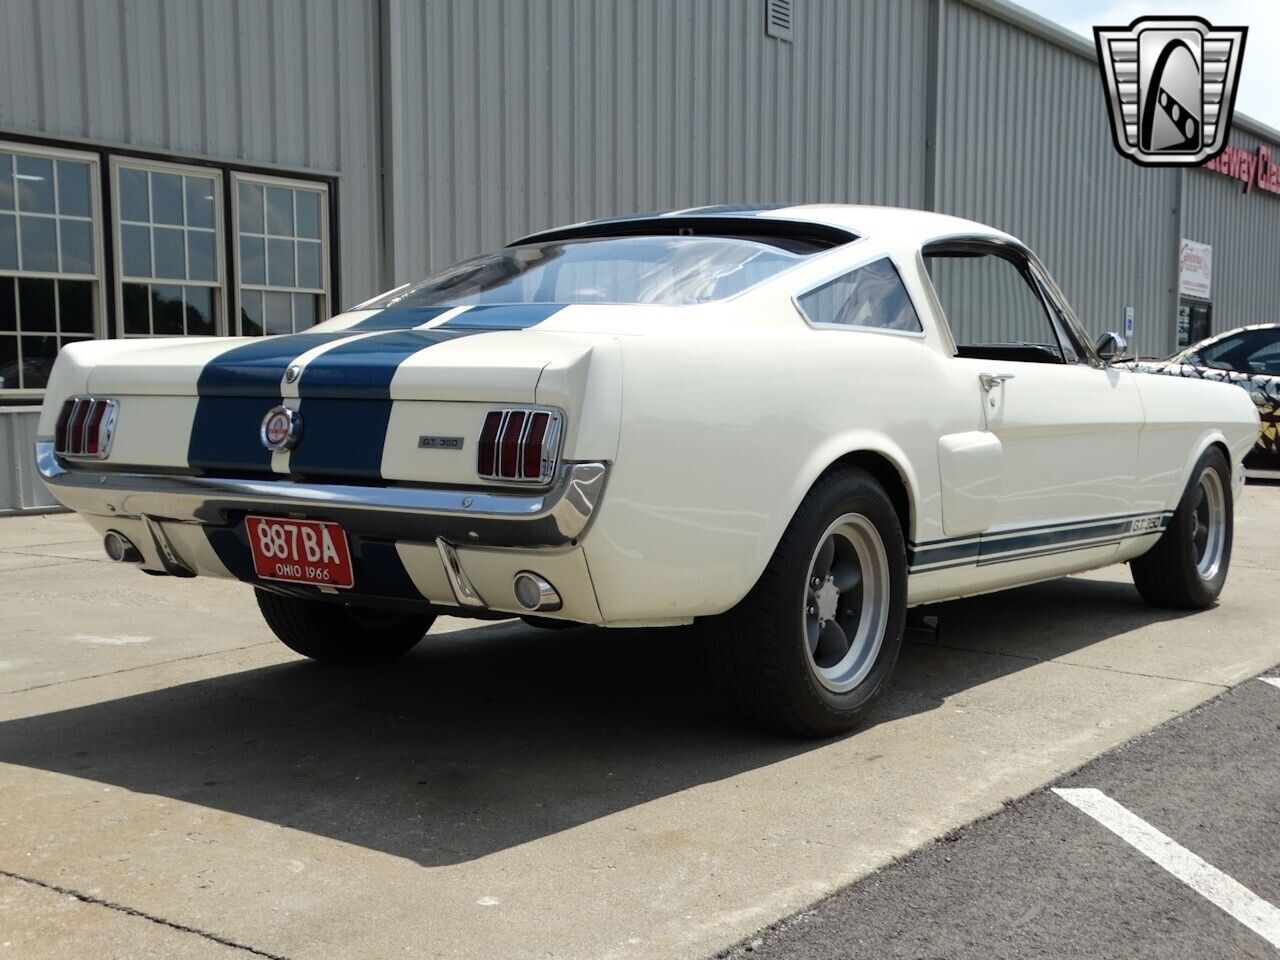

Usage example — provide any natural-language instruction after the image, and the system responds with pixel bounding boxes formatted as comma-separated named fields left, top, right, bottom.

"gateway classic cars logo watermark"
left=1094, top=16, right=1247, bottom=166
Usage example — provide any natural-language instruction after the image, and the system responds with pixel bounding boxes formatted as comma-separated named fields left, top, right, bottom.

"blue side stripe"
left=437, top=303, right=566, bottom=329
left=909, top=512, right=1174, bottom=571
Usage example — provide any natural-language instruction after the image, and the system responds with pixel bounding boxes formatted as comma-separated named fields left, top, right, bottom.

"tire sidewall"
left=782, top=472, right=908, bottom=731
left=1177, top=447, right=1234, bottom=602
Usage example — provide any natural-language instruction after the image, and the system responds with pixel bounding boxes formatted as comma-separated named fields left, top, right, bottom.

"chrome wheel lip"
left=1193, top=466, right=1227, bottom=580
left=801, top=512, right=891, bottom=694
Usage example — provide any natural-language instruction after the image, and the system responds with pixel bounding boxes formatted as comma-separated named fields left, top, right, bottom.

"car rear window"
left=364, top=236, right=805, bottom=309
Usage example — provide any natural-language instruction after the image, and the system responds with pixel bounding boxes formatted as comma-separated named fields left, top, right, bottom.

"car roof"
left=512, top=203, right=1017, bottom=248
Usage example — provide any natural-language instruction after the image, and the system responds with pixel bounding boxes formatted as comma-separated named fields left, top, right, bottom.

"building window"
left=113, top=158, right=224, bottom=338
left=233, top=173, right=329, bottom=336
left=0, top=143, right=101, bottom=393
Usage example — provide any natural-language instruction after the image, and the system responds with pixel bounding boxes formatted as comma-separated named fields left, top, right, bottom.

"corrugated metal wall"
left=1182, top=125, right=1280, bottom=340
left=0, top=0, right=384, bottom=306
left=933, top=0, right=1180, bottom=359
left=0, top=407, right=57, bottom=514
left=381, top=0, right=932, bottom=282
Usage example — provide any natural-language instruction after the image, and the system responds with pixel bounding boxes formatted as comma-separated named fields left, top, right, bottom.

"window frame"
left=790, top=252, right=927, bottom=339
left=0, top=140, right=105, bottom=398
left=920, top=237, right=1095, bottom=366
left=109, top=155, right=227, bottom=338
left=230, top=170, right=331, bottom=336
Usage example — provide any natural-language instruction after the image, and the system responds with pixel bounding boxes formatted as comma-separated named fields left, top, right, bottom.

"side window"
left=1199, top=329, right=1280, bottom=375
left=924, top=251, right=1065, bottom=363
left=795, top=257, right=923, bottom=332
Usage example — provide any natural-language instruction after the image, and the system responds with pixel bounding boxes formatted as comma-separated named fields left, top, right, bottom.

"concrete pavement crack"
left=0, top=868, right=290, bottom=959
left=0, top=642, right=279, bottom=697
left=904, top=638, right=1231, bottom=689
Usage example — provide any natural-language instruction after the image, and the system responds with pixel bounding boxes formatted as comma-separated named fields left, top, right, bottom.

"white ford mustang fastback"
left=37, top=204, right=1260, bottom=736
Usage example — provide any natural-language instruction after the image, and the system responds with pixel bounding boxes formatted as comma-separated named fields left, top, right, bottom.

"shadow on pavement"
left=0, top=574, right=1195, bottom=866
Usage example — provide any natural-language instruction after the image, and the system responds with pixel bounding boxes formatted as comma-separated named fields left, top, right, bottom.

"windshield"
left=365, top=236, right=804, bottom=309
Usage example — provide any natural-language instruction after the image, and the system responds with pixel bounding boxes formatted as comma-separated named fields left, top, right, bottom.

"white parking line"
left=1260, top=677, right=1280, bottom=690
left=1054, top=788, right=1280, bottom=948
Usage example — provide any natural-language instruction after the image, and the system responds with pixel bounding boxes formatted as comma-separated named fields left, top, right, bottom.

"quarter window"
left=924, top=250, right=1068, bottom=363
left=114, top=159, right=223, bottom=337
left=233, top=174, right=329, bottom=336
left=0, top=144, right=101, bottom=392
left=795, top=257, right=922, bottom=332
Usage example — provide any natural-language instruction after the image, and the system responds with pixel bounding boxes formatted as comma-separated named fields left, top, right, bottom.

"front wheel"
left=1130, top=446, right=1233, bottom=609
left=705, top=468, right=908, bottom=737
left=256, top=589, right=435, bottom=665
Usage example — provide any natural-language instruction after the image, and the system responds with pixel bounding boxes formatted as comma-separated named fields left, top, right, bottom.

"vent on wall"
left=765, top=0, right=793, bottom=42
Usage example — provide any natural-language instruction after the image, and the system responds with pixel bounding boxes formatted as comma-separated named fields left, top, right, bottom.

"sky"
left=1013, top=0, right=1279, bottom=131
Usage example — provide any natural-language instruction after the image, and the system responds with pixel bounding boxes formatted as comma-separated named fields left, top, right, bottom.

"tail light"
left=477, top=408, right=562, bottom=483
left=54, top=397, right=118, bottom=459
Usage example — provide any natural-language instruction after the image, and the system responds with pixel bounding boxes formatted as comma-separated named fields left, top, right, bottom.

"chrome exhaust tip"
left=513, top=572, right=562, bottom=612
left=103, top=530, right=143, bottom=564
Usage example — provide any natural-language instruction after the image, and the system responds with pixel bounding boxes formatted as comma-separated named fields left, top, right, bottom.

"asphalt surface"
left=0, top=485, right=1278, bottom=958
left=723, top=675, right=1280, bottom=960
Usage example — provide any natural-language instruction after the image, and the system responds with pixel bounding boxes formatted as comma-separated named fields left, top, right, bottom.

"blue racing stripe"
left=194, top=331, right=356, bottom=397
left=344, top=306, right=456, bottom=331
left=188, top=331, right=360, bottom=475
left=288, top=328, right=480, bottom=478
left=295, top=329, right=474, bottom=399
left=436, top=303, right=566, bottom=329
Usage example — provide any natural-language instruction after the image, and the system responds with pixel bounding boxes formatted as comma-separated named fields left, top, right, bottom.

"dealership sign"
left=1178, top=239, right=1212, bottom=299
left=1203, top=144, right=1280, bottom=195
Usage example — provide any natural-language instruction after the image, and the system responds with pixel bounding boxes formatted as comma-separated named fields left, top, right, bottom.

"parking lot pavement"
left=0, top=485, right=1277, bottom=960
left=723, top=674, right=1280, bottom=960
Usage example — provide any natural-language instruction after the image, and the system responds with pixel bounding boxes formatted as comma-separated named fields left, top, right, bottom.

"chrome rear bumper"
left=35, top=441, right=607, bottom=548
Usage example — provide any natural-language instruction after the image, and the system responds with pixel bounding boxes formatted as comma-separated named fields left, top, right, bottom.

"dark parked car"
left=1127, top=324, right=1280, bottom=478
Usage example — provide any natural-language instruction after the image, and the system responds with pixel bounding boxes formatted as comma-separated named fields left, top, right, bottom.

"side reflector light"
left=476, top=408, right=562, bottom=484
left=54, top=397, right=119, bottom=459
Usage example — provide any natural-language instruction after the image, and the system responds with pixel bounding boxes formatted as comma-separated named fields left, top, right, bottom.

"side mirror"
left=1094, top=331, right=1128, bottom=363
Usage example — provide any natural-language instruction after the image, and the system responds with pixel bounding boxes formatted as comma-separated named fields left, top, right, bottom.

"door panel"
left=919, top=239, right=1149, bottom=590
left=970, top=360, right=1144, bottom=528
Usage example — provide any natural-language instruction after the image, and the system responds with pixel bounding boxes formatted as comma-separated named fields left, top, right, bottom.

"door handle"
left=979, top=372, right=1014, bottom=407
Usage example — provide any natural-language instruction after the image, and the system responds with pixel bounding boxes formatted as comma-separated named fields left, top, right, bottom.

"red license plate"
left=246, top=516, right=355, bottom=589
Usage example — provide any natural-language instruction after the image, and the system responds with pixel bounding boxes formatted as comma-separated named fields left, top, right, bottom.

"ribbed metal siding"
left=381, top=0, right=932, bottom=282
left=934, top=1, right=1179, bottom=359
left=1182, top=126, right=1280, bottom=338
left=0, top=408, right=56, bottom=514
left=0, top=0, right=383, bottom=306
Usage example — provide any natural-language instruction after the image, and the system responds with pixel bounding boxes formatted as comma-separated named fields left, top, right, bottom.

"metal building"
left=2, top=0, right=1278, bottom=512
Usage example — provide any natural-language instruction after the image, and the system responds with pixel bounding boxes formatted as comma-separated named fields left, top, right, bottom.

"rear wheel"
left=256, top=589, right=434, bottom=665
left=706, top=468, right=908, bottom=737
left=1130, top=447, right=1233, bottom=609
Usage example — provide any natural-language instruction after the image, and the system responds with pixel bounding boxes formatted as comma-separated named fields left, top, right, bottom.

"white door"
left=924, top=242, right=1147, bottom=584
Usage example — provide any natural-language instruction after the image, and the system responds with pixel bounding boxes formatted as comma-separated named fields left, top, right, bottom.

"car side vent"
left=765, top=0, right=793, bottom=41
